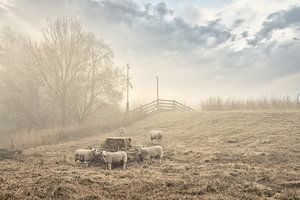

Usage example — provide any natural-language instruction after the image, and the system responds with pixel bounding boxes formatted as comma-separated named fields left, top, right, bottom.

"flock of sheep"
left=74, top=128, right=164, bottom=170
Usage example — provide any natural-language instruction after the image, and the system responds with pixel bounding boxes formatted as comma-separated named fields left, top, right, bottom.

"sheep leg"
left=145, top=157, right=151, bottom=164
left=123, top=163, right=126, bottom=170
left=108, top=164, right=112, bottom=170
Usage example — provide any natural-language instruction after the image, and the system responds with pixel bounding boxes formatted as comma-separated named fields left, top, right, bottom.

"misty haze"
left=0, top=0, right=299, bottom=200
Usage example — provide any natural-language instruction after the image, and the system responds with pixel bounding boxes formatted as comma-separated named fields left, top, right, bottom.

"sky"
left=0, top=0, right=300, bottom=105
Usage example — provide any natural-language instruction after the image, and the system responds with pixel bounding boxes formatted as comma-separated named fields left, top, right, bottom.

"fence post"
left=173, top=100, right=175, bottom=111
left=11, top=138, right=14, bottom=149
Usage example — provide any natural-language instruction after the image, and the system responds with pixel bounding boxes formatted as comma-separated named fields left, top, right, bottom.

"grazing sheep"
left=118, top=127, right=127, bottom=136
left=139, top=146, right=163, bottom=164
left=133, top=145, right=144, bottom=151
left=150, top=130, right=163, bottom=142
left=102, top=150, right=127, bottom=170
left=74, top=148, right=100, bottom=166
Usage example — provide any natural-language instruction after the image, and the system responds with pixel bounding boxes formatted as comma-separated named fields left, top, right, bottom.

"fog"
left=0, top=0, right=299, bottom=106
left=0, top=2, right=300, bottom=199
left=0, top=0, right=300, bottom=132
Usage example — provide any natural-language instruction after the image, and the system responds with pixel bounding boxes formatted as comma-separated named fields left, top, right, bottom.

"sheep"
left=150, top=130, right=163, bottom=142
left=74, top=148, right=100, bottom=166
left=118, top=127, right=126, bottom=136
left=133, top=145, right=144, bottom=151
left=138, top=146, right=163, bottom=164
left=102, top=150, right=127, bottom=170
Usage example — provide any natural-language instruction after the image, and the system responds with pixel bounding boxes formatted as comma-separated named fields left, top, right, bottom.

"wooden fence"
left=125, top=99, right=195, bottom=122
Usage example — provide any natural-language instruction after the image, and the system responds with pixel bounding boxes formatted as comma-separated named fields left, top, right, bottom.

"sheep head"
left=102, top=151, right=107, bottom=163
left=94, top=148, right=101, bottom=156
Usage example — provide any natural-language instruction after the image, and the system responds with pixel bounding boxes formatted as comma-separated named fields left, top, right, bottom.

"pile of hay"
left=104, top=137, right=132, bottom=151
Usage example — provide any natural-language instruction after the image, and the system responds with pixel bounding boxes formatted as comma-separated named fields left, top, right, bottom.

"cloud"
left=153, top=2, right=173, bottom=19
left=248, top=5, right=300, bottom=45
left=0, top=0, right=299, bottom=101
left=81, top=0, right=233, bottom=49
left=232, top=18, right=245, bottom=28
left=0, top=0, right=13, bottom=11
left=241, top=31, right=248, bottom=38
left=226, top=41, right=300, bottom=82
left=12, top=0, right=232, bottom=49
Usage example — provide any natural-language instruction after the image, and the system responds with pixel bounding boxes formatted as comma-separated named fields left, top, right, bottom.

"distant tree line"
left=0, top=17, right=126, bottom=131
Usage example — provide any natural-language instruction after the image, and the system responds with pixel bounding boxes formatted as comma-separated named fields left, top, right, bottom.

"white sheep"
left=74, top=148, right=100, bottom=166
left=139, top=146, right=163, bottom=164
left=150, top=130, right=163, bottom=142
left=118, top=127, right=127, bottom=136
left=102, top=150, right=127, bottom=170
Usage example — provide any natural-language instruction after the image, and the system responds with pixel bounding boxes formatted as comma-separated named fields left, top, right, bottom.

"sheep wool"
left=102, top=151, right=128, bottom=170
left=150, top=130, right=164, bottom=142
left=140, top=146, right=163, bottom=164
left=74, top=148, right=99, bottom=166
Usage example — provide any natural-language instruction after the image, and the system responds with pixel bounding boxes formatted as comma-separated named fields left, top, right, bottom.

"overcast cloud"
left=0, top=0, right=299, bottom=104
left=249, top=5, right=300, bottom=45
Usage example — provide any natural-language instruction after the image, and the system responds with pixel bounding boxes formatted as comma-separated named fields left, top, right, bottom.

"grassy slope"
left=0, top=111, right=299, bottom=200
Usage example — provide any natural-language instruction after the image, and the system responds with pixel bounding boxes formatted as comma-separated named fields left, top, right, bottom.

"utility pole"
left=156, top=76, right=159, bottom=101
left=156, top=75, right=159, bottom=111
left=126, top=63, right=130, bottom=114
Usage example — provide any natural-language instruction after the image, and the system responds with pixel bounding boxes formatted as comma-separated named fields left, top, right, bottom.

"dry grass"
left=0, top=125, right=98, bottom=149
left=201, top=96, right=300, bottom=111
left=0, top=111, right=299, bottom=199
left=0, top=112, right=126, bottom=149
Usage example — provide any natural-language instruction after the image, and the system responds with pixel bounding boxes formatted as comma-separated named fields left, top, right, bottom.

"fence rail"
left=126, top=99, right=195, bottom=122
left=81, top=99, right=195, bottom=131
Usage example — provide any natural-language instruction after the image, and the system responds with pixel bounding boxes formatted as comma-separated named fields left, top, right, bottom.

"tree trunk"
left=62, top=103, right=66, bottom=126
left=61, top=89, right=67, bottom=126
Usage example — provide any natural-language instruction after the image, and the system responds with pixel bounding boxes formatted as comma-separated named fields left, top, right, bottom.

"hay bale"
left=126, top=148, right=141, bottom=162
left=105, top=137, right=132, bottom=151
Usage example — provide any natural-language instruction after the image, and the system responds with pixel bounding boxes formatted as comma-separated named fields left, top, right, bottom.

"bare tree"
left=0, top=27, right=46, bottom=130
left=28, top=17, right=125, bottom=125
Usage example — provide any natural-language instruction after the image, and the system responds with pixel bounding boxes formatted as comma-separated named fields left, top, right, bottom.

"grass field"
left=0, top=111, right=299, bottom=200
